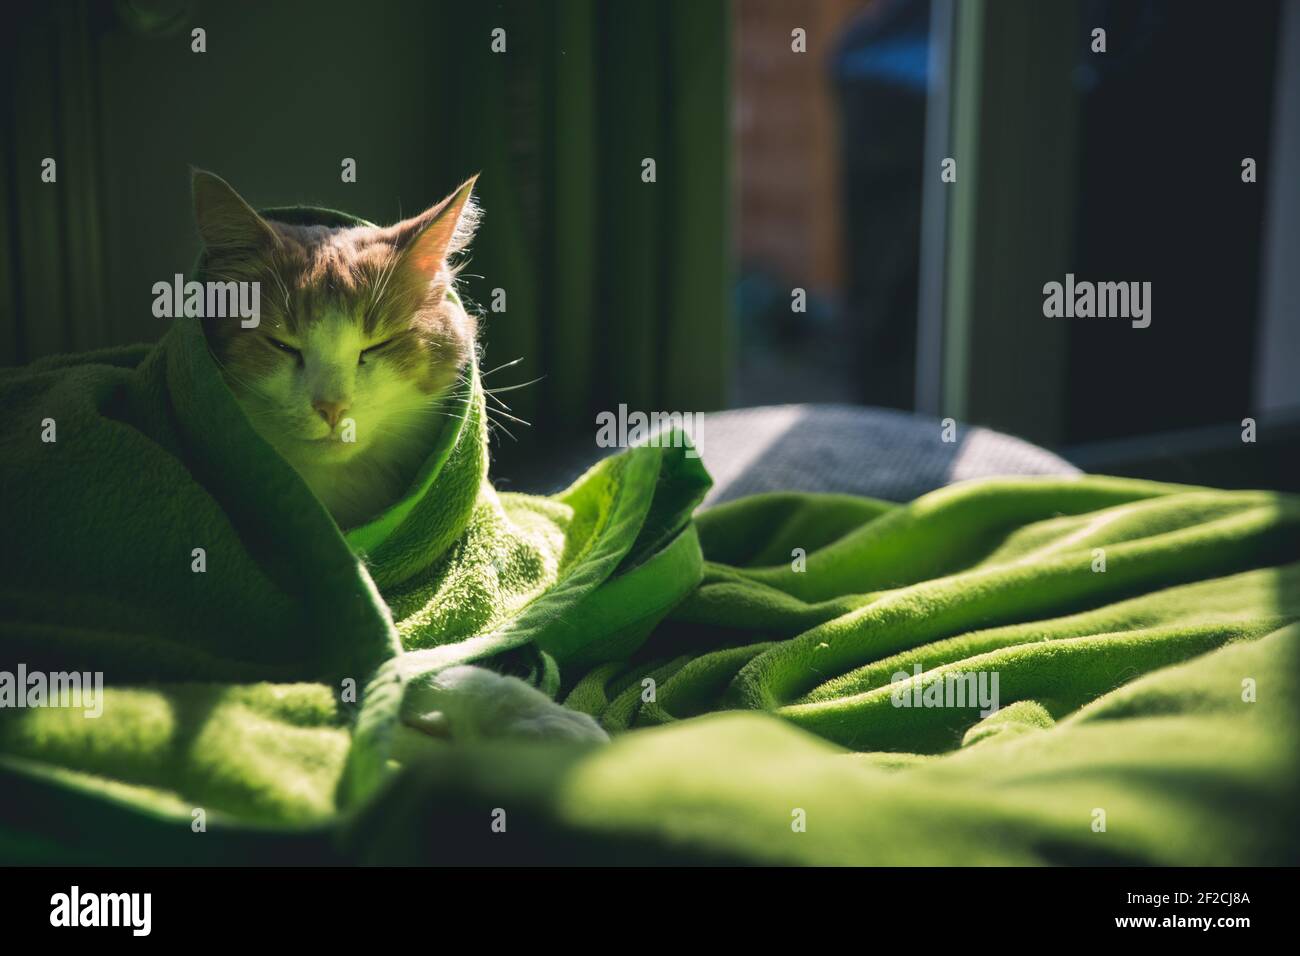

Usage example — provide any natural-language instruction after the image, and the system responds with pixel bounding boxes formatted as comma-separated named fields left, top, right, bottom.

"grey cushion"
left=504, top=404, right=1079, bottom=506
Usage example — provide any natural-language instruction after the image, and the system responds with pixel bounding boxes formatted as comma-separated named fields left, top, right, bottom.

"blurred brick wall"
left=734, top=0, right=873, bottom=296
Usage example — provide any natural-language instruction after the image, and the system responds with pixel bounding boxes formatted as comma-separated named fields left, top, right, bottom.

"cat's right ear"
left=191, top=168, right=280, bottom=252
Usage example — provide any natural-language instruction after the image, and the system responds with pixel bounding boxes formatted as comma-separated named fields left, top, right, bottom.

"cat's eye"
left=359, top=337, right=398, bottom=365
left=266, top=337, right=302, bottom=361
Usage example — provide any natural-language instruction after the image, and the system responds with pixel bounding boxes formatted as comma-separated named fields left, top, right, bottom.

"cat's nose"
left=312, top=399, right=349, bottom=429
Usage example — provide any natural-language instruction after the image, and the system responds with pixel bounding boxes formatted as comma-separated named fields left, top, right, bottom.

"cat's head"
left=191, top=169, right=480, bottom=471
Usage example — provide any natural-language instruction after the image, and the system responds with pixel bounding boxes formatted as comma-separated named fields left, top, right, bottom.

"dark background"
left=0, top=0, right=729, bottom=478
left=3, top=0, right=1297, bottom=487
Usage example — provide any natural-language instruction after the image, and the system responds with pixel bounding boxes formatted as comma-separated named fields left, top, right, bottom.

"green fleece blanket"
left=3, top=227, right=1299, bottom=866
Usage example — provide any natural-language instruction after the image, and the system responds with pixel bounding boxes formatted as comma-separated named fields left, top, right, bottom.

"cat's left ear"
left=191, top=168, right=281, bottom=252
left=392, top=175, right=481, bottom=278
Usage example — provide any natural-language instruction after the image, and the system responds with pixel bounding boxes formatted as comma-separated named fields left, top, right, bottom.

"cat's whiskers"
left=267, top=265, right=293, bottom=319
left=482, top=378, right=544, bottom=395
left=442, top=384, right=532, bottom=429
left=406, top=388, right=522, bottom=444
left=483, top=417, right=517, bottom=442
left=454, top=366, right=540, bottom=428
left=479, top=356, right=525, bottom=379
left=368, top=249, right=402, bottom=319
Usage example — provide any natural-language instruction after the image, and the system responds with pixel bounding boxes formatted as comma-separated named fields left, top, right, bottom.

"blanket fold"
left=3, top=208, right=1297, bottom=865
left=1, top=247, right=715, bottom=831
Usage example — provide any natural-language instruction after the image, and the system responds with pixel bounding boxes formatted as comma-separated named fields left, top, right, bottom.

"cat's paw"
left=398, top=665, right=609, bottom=746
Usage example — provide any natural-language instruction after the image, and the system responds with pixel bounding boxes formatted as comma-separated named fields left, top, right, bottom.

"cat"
left=392, top=665, right=608, bottom=763
left=192, top=169, right=481, bottom=528
left=191, top=172, right=604, bottom=749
